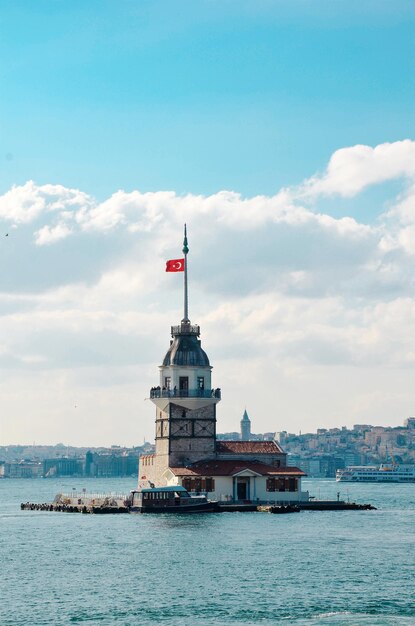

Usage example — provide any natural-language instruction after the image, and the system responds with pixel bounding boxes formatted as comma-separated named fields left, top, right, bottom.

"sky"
left=1, top=1, right=415, bottom=446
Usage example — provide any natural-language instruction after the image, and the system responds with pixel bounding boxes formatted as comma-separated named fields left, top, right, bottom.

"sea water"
left=1, top=478, right=414, bottom=626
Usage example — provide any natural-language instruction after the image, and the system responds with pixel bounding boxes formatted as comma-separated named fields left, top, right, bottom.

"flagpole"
left=182, top=224, right=189, bottom=323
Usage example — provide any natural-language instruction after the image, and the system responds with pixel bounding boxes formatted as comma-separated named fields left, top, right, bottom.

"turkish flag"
left=166, top=258, right=185, bottom=272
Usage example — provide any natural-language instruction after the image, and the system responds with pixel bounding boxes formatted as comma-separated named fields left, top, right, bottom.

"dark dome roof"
left=162, top=334, right=210, bottom=367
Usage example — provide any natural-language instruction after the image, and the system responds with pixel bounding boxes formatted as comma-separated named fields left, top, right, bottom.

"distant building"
left=217, top=432, right=240, bottom=441
left=43, top=457, right=83, bottom=477
left=275, top=431, right=287, bottom=446
left=240, top=410, right=251, bottom=440
left=1, top=460, right=43, bottom=478
left=85, top=450, right=94, bottom=476
left=92, top=453, right=138, bottom=477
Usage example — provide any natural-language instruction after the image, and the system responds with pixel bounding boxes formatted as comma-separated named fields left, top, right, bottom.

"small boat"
left=129, top=486, right=218, bottom=513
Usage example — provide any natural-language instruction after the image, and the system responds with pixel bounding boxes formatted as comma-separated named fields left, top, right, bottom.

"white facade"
left=163, top=468, right=309, bottom=503
left=159, top=364, right=212, bottom=392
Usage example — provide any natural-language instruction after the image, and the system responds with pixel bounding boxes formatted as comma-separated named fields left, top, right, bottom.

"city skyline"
left=2, top=3, right=415, bottom=445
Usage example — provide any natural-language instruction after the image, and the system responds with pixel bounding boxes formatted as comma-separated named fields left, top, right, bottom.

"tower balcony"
left=150, top=387, right=221, bottom=400
left=171, top=323, right=200, bottom=337
left=150, top=386, right=221, bottom=411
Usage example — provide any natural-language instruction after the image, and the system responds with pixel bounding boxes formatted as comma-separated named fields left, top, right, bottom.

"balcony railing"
left=150, top=387, right=221, bottom=400
left=171, top=324, right=200, bottom=336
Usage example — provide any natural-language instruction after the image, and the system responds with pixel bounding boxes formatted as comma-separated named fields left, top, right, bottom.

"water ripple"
left=1, top=478, right=414, bottom=625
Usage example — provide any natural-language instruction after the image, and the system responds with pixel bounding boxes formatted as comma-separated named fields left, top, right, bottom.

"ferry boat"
left=336, top=464, right=415, bottom=483
left=129, top=485, right=218, bottom=513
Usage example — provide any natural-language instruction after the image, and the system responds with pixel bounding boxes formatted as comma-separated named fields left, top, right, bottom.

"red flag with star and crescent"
left=166, top=258, right=185, bottom=272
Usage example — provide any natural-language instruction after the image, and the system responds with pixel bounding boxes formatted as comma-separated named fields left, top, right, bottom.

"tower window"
left=197, top=377, right=205, bottom=390
left=179, top=377, right=189, bottom=393
left=164, top=377, right=171, bottom=390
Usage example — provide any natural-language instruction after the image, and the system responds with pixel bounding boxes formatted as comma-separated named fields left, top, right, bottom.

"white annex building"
left=139, top=227, right=308, bottom=504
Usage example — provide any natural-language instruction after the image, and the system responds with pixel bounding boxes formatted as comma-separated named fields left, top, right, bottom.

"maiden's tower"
left=139, top=227, right=308, bottom=503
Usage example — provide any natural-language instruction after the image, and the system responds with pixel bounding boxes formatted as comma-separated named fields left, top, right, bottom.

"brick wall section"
left=168, top=402, right=216, bottom=467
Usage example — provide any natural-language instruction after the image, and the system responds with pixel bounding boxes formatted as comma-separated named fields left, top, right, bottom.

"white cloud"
left=34, top=223, right=73, bottom=245
left=0, top=180, right=92, bottom=224
left=0, top=140, right=414, bottom=252
left=299, top=140, right=415, bottom=198
left=0, top=179, right=372, bottom=245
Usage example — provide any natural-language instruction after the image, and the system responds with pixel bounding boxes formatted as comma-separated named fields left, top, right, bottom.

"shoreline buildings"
left=3, top=416, right=413, bottom=479
left=139, top=227, right=308, bottom=503
left=279, top=418, right=415, bottom=477
left=0, top=445, right=151, bottom=479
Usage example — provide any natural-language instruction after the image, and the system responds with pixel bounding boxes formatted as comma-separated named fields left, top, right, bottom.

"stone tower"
left=240, top=409, right=251, bottom=440
left=148, top=226, right=221, bottom=485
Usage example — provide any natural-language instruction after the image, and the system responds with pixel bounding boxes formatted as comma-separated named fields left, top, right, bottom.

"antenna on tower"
left=182, top=224, right=189, bottom=323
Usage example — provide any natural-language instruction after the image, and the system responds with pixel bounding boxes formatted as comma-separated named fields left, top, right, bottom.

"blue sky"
left=2, top=2, right=415, bottom=445
left=2, top=1, right=415, bottom=201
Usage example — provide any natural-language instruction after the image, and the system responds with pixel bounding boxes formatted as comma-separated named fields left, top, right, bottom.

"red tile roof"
left=216, top=440, right=283, bottom=454
left=168, top=460, right=305, bottom=477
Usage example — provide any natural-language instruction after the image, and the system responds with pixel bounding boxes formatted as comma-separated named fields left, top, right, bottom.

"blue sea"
left=1, top=478, right=414, bottom=626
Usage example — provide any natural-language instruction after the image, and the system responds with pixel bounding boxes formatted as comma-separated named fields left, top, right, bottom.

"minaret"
left=240, top=409, right=251, bottom=441
left=148, top=226, right=221, bottom=485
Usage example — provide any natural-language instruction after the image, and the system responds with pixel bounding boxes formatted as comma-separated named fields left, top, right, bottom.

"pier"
left=20, top=502, right=129, bottom=514
left=258, top=500, right=376, bottom=512
left=20, top=492, right=130, bottom=514
left=21, top=493, right=376, bottom=514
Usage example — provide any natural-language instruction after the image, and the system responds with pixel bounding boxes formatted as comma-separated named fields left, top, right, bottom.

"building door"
left=237, top=478, right=250, bottom=500
left=179, top=377, right=189, bottom=396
